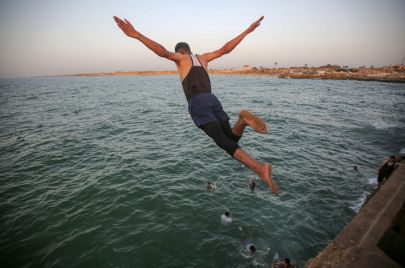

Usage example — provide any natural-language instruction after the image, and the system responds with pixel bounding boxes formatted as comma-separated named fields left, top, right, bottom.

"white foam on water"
left=367, top=176, right=377, bottom=186
left=366, top=119, right=399, bottom=129
left=273, top=251, right=280, bottom=262
left=356, top=114, right=402, bottom=129
left=350, top=177, right=377, bottom=212
left=220, top=214, right=232, bottom=225
left=349, top=193, right=367, bottom=212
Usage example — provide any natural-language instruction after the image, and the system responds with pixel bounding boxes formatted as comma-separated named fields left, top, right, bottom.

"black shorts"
left=200, top=120, right=241, bottom=156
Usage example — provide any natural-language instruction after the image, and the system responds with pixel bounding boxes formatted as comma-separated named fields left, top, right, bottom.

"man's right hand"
left=113, top=16, right=140, bottom=39
left=113, top=16, right=185, bottom=64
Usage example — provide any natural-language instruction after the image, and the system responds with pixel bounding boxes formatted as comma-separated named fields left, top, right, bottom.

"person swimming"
left=240, top=242, right=257, bottom=259
left=241, top=242, right=270, bottom=265
left=221, top=211, right=233, bottom=225
left=246, top=244, right=257, bottom=256
left=248, top=179, right=257, bottom=190
left=207, top=181, right=216, bottom=191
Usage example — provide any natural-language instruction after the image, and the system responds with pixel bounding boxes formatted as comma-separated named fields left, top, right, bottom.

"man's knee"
left=214, top=139, right=239, bottom=156
left=239, top=109, right=248, bottom=115
left=201, top=122, right=239, bottom=156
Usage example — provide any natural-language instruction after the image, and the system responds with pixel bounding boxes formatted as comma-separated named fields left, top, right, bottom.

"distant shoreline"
left=59, top=65, right=405, bottom=83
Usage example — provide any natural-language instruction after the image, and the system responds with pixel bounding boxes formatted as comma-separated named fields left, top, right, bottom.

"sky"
left=0, top=0, right=404, bottom=77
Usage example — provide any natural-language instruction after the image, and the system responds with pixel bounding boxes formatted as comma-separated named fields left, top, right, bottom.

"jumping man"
left=113, top=16, right=279, bottom=194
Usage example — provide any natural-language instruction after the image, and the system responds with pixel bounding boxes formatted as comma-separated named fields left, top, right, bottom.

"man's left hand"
left=246, top=16, right=264, bottom=34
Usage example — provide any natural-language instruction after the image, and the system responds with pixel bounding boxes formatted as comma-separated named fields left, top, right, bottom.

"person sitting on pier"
left=377, top=156, right=399, bottom=188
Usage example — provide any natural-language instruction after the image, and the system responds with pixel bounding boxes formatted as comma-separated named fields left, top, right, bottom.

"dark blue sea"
left=1, top=75, right=404, bottom=267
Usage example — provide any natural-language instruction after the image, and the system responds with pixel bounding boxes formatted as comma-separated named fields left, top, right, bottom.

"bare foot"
left=259, top=163, right=279, bottom=195
left=240, top=110, right=267, bottom=134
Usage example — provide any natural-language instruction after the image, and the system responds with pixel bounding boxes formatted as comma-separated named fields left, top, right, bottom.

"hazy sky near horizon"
left=0, top=0, right=404, bottom=77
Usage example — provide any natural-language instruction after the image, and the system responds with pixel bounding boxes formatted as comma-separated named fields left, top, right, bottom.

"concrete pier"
left=306, top=161, right=405, bottom=268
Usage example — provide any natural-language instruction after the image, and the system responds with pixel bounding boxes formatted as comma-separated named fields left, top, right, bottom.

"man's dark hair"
left=249, top=245, right=256, bottom=252
left=175, top=42, right=191, bottom=53
left=225, top=211, right=230, bottom=217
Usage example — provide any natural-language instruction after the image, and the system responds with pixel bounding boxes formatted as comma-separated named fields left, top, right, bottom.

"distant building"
left=384, top=64, right=405, bottom=71
left=243, top=65, right=252, bottom=70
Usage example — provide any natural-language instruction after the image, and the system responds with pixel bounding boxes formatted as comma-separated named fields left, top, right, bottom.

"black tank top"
left=181, top=54, right=211, bottom=102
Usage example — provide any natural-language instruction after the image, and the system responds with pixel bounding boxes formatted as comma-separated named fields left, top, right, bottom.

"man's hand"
left=113, top=16, right=140, bottom=39
left=245, top=16, right=264, bottom=34
left=200, top=16, right=265, bottom=63
left=113, top=15, right=184, bottom=63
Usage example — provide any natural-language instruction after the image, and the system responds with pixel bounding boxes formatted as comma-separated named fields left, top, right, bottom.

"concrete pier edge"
left=306, top=161, right=405, bottom=268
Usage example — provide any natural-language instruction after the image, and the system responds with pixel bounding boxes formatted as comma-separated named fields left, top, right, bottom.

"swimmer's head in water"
left=249, top=245, right=256, bottom=252
left=225, top=211, right=230, bottom=217
left=175, top=42, right=191, bottom=54
left=250, top=180, right=256, bottom=190
left=285, top=258, right=290, bottom=264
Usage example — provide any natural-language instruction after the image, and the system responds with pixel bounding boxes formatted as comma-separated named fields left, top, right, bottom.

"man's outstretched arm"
left=200, top=16, right=264, bottom=63
left=113, top=16, right=183, bottom=62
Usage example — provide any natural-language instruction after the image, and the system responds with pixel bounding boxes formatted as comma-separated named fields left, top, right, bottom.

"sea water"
left=1, top=76, right=404, bottom=267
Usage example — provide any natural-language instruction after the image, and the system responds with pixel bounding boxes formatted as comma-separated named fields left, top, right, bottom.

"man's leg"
left=233, top=148, right=279, bottom=194
left=232, top=110, right=267, bottom=137
left=201, top=122, right=278, bottom=194
left=221, top=120, right=241, bottom=143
